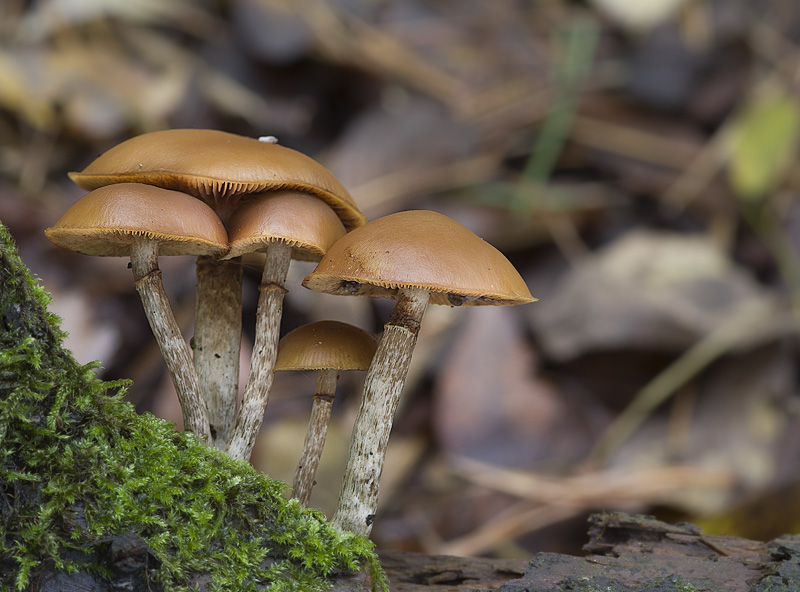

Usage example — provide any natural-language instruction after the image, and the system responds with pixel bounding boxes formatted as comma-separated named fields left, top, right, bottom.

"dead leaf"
left=530, top=230, right=776, bottom=360
left=434, top=306, right=590, bottom=467
left=328, top=96, right=482, bottom=217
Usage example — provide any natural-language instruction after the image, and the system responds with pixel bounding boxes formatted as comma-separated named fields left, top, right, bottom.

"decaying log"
left=376, top=513, right=800, bottom=591
left=23, top=511, right=800, bottom=591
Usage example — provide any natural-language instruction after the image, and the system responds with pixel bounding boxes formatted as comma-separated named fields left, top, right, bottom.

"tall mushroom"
left=302, top=210, right=536, bottom=535
left=220, top=191, right=347, bottom=461
left=45, top=183, right=229, bottom=441
left=68, top=129, right=366, bottom=449
left=274, top=320, right=377, bottom=506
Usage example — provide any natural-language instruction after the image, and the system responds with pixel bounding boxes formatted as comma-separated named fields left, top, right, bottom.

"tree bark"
left=375, top=512, right=800, bottom=591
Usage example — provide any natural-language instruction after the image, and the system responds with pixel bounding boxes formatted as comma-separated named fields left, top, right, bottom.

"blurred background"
left=3, top=0, right=800, bottom=558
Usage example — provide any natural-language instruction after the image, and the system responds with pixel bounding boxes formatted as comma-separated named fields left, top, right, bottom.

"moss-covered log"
left=6, top=219, right=800, bottom=592
left=0, top=221, right=385, bottom=592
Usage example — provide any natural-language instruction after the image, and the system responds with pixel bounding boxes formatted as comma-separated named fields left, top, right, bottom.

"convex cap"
left=224, top=191, right=346, bottom=261
left=275, top=320, right=378, bottom=371
left=68, top=129, right=367, bottom=229
left=45, top=183, right=229, bottom=257
left=302, top=210, right=535, bottom=306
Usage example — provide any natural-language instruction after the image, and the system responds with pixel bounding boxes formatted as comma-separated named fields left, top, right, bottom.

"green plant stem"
left=513, top=19, right=598, bottom=214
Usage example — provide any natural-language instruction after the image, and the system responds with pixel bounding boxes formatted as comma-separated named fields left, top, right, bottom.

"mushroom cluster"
left=303, top=210, right=536, bottom=535
left=47, top=129, right=360, bottom=456
left=47, top=128, right=535, bottom=538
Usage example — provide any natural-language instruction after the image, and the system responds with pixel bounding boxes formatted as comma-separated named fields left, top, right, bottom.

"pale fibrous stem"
left=292, top=368, right=338, bottom=507
left=194, top=256, right=242, bottom=449
left=226, top=242, right=292, bottom=461
left=332, top=287, right=430, bottom=536
left=130, top=238, right=211, bottom=442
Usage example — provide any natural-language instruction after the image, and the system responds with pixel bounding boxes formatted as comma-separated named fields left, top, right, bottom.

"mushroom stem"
left=226, top=242, right=292, bottom=460
left=292, top=368, right=338, bottom=507
left=332, top=287, right=429, bottom=536
left=129, top=238, right=211, bottom=442
left=194, top=256, right=242, bottom=449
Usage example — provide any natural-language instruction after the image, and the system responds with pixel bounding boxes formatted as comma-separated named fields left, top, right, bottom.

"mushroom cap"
left=223, top=191, right=346, bottom=261
left=275, top=320, right=378, bottom=371
left=302, top=210, right=536, bottom=306
left=68, top=129, right=367, bottom=229
left=45, top=183, right=229, bottom=257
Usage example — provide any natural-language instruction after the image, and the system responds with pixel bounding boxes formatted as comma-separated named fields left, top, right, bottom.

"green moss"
left=0, top=223, right=387, bottom=591
left=753, top=538, right=800, bottom=592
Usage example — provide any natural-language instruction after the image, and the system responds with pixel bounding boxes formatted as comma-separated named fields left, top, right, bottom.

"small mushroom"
left=303, top=210, right=536, bottom=535
left=45, top=183, right=229, bottom=441
left=221, top=191, right=347, bottom=461
left=68, top=129, right=366, bottom=449
left=275, top=320, right=377, bottom=507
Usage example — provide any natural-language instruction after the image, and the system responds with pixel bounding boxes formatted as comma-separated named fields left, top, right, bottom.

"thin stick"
left=332, top=288, right=430, bottom=536
left=292, top=368, right=338, bottom=506
left=130, top=238, right=211, bottom=441
left=588, top=302, right=770, bottom=464
left=439, top=502, right=580, bottom=557
left=226, top=242, right=292, bottom=461
left=194, top=256, right=242, bottom=449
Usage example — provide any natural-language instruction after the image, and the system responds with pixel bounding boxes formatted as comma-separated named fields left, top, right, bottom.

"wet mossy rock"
left=0, top=221, right=386, bottom=591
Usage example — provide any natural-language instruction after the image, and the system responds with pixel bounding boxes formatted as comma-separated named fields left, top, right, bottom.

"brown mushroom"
left=45, top=183, right=229, bottom=441
left=67, top=129, right=366, bottom=227
left=221, top=191, right=347, bottom=461
left=68, top=129, right=365, bottom=450
left=302, top=210, right=535, bottom=535
left=275, top=320, right=377, bottom=507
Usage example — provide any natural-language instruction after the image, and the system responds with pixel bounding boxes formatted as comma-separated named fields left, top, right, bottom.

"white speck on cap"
left=258, top=136, right=279, bottom=143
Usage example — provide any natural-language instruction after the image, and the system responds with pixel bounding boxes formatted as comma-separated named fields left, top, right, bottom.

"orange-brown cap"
left=68, top=129, right=367, bottom=229
left=223, top=191, right=346, bottom=261
left=302, top=210, right=536, bottom=306
left=275, top=320, right=378, bottom=371
left=45, top=183, right=229, bottom=257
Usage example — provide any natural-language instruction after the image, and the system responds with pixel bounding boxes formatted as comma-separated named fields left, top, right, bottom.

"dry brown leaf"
left=434, top=306, right=590, bottom=467
left=328, top=96, right=485, bottom=216
left=530, top=230, right=777, bottom=360
left=0, top=52, right=56, bottom=129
